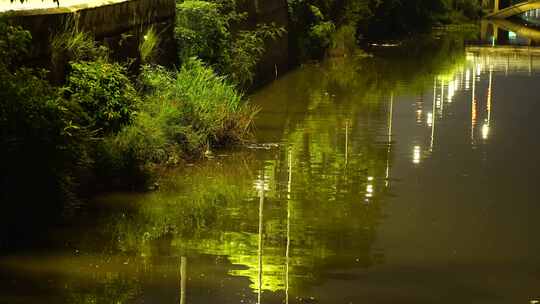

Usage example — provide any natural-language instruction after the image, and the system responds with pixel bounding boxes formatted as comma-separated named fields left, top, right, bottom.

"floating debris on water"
left=246, top=143, right=280, bottom=150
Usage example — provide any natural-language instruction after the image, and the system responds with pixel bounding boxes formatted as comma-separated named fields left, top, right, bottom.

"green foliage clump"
left=175, top=0, right=284, bottom=86
left=0, top=20, right=92, bottom=230
left=65, top=60, right=140, bottom=134
left=310, top=21, right=336, bottom=50
left=0, top=14, right=260, bottom=223
left=288, top=1, right=337, bottom=59
left=141, top=59, right=256, bottom=151
left=229, top=24, right=286, bottom=85
left=287, top=0, right=481, bottom=53
left=0, top=18, right=32, bottom=69
left=175, top=1, right=230, bottom=65
left=94, top=111, right=171, bottom=189
left=97, top=59, right=256, bottom=188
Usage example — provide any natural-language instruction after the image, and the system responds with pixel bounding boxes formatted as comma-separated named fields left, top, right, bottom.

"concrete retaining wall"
left=8, top=0, right=175, bottom=39
left=3, top=0, right=290, bottom=86
left=4, top=0, right=176, bottom=82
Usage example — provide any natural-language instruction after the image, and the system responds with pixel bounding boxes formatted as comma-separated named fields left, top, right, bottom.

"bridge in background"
left=486, top=0, right=540, bottom=19
left=480, top=19, right=540, bottom=44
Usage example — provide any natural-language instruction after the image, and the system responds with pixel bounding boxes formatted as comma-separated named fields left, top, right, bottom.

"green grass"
left=95, top=59, right=258, bottom=189
left=140, top=58, right=258, bottom=150
left=139, top=26, right=160, bottom=64
left=50, top=27, right=107, bottom=68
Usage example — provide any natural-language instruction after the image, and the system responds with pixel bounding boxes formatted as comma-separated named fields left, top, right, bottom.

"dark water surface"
left=3, top=30, right=540, bottom=303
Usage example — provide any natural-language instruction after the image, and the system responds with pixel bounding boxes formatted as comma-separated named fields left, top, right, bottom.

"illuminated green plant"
left=140, top=59, right=257, bottom=149
left=50, top=27, right=108, bottom=69
left=139, top=26, right=160, bottom=64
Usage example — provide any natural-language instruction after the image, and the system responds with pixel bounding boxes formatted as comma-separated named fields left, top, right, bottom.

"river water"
left=2, top=28, right=540, bottom=303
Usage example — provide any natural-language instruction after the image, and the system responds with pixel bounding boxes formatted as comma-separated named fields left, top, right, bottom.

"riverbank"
left=0, top=0, right=483, bottom=248
left=5, top=26, right=540, bottom=302
left=0, top=19, right=259, bottom=248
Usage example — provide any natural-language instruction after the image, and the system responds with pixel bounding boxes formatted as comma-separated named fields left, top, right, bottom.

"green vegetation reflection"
left=61, top=32, right=475, bottom=300
left=0, top=31, right=488, bottom=304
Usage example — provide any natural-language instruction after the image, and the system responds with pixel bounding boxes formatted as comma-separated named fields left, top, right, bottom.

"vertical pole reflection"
left=285, top=148, right=292, bottom=304
left=431, top=77, right=437, bottom=152
left=482, top=66, right=493, bottom=140
left=472, top=69, right=477, bottom=143
left=345, top=120, right=349, bottom=166
left=440, top=78, right=445, bottom=115
left=258, top=171, right=265, bottom=304
left=385, top=93, right=394, bottom=187
left=529, top=53, right=533, bottom=76
left=505, top=55, right=509, bottom=76
left=180, top=256, right=186, bottom=304
left=488, top=67, right=492, bottom=124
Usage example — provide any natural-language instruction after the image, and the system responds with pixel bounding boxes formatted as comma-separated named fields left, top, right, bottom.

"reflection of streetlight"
left=471, top=71, right=477, bottom=143
left=413, top=146, right=421, bottom=164
left=427, top=112, right=433, bottom=127
left=448, top=80, right=455, bottom=102
left=482, top=123, right=490, bottom=140
left=365, top=184, right=373, bottom=198
left=440, top=79, right=445, bottom=113
left=385, top=93, right=394, bottom=188
left=365, top=175, right=374, bottom=199
left=365, top=177, right=374, bottom=199
left=430, top=77, right=437, bottom=152
left=487, top=67, right=492, bottom=125
left=285, top=148, right=292, bottom=304
left=482, top=66, right=493, bottom=141
left=256, top=170, right=265, bottom=304
left=416, top=95, right=423, bottom=124
left=254, top=175, right=269, bottom=192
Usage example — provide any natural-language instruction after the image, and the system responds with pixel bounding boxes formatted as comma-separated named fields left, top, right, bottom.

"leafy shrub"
left=65, top=60, right=140, bottom=134
left=227, top=24, right=286, bottom=86
left=0, top=68, right=90, bottom=201
left=0, top=20, right=93, bottom=237
left=310, top=21, right=336, bottom=50
left=0, top=18, right=32, bottom=69
left=141, top=59, right=257, bottom=149
left=288, top=1, right=336, bottom=59
left=49, top=25, right=108, bottom=86
left=175, top=1, right=230, bottom=66
left=95, top=60, right=256, bottom=188
left=93, top=110, right=172, bottom=190
left=175, top=0, right=284, bottom=86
